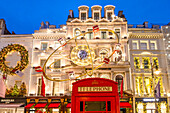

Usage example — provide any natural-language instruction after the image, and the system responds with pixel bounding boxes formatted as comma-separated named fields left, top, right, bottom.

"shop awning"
left=48, top=103, right=60, bottom=108
left=0, top=103, right=24, bottom=108
left=25, top=103, right=35, bottom=109
left=66, top=103, right=71, bottom=108
left=34, top=103, right=47, bottom=108
left=120, top=102, right=132, bottom=108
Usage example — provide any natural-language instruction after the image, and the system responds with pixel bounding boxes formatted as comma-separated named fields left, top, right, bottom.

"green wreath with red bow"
left=0, top=44, right=29, bottom=75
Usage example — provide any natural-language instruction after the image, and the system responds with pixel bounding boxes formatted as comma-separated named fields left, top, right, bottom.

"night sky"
left=1, top=0, right=170, bottom=34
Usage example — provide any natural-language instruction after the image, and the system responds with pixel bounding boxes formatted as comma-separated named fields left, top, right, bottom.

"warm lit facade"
left=0, top=5, right=169, bottom=113
left=161, top=23, right=170, bottom=86
left=128, top=24, right=169, bottom=113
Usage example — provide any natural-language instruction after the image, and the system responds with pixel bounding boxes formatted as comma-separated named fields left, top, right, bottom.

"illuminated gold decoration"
left=41, top=29, right=120, bottom=82
left=0, top=44, right=29, bottom=75
left=35, top=98, right=39, bottom=103
left=26, top=99, right=30, bottom=103
left=71, top=45, right=95, bottom=66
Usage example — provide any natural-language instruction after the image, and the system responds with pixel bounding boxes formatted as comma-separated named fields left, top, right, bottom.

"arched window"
left=115, top=75, right=123, bottom=92
left=74, top=28, right=81, bottom=37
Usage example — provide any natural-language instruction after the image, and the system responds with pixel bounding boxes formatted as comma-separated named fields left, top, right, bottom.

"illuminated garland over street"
left=0, top=44, right=29, bottom=75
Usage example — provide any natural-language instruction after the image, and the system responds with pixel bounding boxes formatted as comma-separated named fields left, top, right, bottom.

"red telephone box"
left=71, top=78, right=120, bottom=113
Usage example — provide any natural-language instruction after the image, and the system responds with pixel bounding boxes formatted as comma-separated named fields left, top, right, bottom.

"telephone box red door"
left=71, top=78, right=120, bottom=113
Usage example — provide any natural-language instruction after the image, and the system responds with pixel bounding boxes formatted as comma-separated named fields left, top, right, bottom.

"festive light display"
left=0, top=44, right=29, bottom=75
left=38, top=28, right=121, bottom=82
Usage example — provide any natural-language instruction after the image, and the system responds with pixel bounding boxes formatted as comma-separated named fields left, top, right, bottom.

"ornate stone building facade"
left=128, top=24, right=169, bottom=112
left=0, top=5, right=169, bottom=113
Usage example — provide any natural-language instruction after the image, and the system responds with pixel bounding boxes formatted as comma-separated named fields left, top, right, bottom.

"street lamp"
left=151, top=63, right=160, bottom=113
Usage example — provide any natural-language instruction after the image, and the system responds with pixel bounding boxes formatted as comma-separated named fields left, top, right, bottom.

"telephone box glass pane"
left=80, top=101, right=83, bottom=111
left=107, top=101, right=111, bottom=111
left=85, top=101, right=106, bottom=111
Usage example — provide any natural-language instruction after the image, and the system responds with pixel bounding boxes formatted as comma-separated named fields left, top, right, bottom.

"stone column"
left=126, top=72, right=130, bottom=90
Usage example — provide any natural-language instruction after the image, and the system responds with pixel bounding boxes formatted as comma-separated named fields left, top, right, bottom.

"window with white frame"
left=40, top=59, right=46, bottom=67
left=87, top=29, right=93, bottom=39
left=81, top=13, right=86, bottom=20
left=101, top=31, right=107, bottom=39
left=133, top=43, right=137, bottom=49
left=107, top=12, right=112, bottom=20
left=115, top=75, right=123, bottom=92
left=74, top=28, right=81, bottom=37
left=132, top=40, right=139, bottom=49
left=150, top=41, right=157, bottom=50
left=54, top=59, right=61, bottom=68
left=94, top=13, right=99, bottom=20
left=41, top=42, right=48, bottom=50
left=37, top=77, right=42, bottom=95
left=140, top=41, right=148, bottom=50
left=52, top=78, right=59, bottom=96
left=115, top=29, right=120, bottom=38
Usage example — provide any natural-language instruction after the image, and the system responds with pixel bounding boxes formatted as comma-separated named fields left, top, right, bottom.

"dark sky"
left=1, top=0, right=170, bottom=34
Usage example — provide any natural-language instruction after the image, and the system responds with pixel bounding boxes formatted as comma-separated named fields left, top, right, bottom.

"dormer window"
left=94, top=13, right=99, bottom=20
left=81, top=13, right=86, bottom=20
left=107, top=12, right=112, bottom=20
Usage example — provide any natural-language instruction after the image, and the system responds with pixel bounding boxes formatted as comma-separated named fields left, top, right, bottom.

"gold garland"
left=135, top=77, right=139, bottom=94
left=0, top=44, right=29, bottom=75
left=139, top=77, right=144, bottom=95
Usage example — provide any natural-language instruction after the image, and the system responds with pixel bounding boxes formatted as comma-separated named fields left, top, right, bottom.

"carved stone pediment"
left=99, top=19, right=109, bottom=23
left=71, top=19, right=82, bottom=23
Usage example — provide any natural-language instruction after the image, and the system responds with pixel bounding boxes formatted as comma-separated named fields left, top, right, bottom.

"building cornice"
left=128, top=33, right=163, bottom=39
left=1, top=34, right=33, bottom=38
left=33, top=33, right=66, bottom=39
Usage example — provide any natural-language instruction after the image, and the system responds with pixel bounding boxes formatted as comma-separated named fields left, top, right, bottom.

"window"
left=134, top=57, right=140, bottom=69
left=54, top=59, right=60, bottom=68
left=150, top=43, right=155, bottom=50
left=132, top=40, right=139, bottom=49
left=94, top=13, right=99, bottom=20
left=142, top=57, right=150, bottom=69
left=140, top=43, right=147, bottom=50
left=107, top=12, right=112, bottom=20
left=152, top=57, right=159, bottom=69
left=85, top=101, right=106, bottom=111
left=115, top=29, right=120, bottom=39
left=74, top=28, right=81, bottom=37
left=101, top=31, right=107, bottom=39
left=87, top=29, right=93, bottom=39
left=115, top=75, right=123, bottom=92
left=40, top=59, right=46, bottom=67
left=52, top=78, right=59, bottom=95
left=37, top=78, right=42, bottom=95
left=41, top=42, right=48, bottom=50
left=109, top=32, right=113, bottom=35
left=81, top=13, right=86, bottom=20
left=133, top=43, right=137, bottom=49
left=150, top=41, right=157, bottom=50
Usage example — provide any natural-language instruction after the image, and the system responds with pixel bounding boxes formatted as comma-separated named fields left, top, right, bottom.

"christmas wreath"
left=0, top=44, right=29, bottom=75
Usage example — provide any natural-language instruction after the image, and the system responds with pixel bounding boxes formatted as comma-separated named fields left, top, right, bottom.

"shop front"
left=0, top=97, right=26, bottom=113
left=71, top=78, right=120, bottom=113
left=135, top=98, right=169, bottom=113
left=25, top=96, right=71, bottom=113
